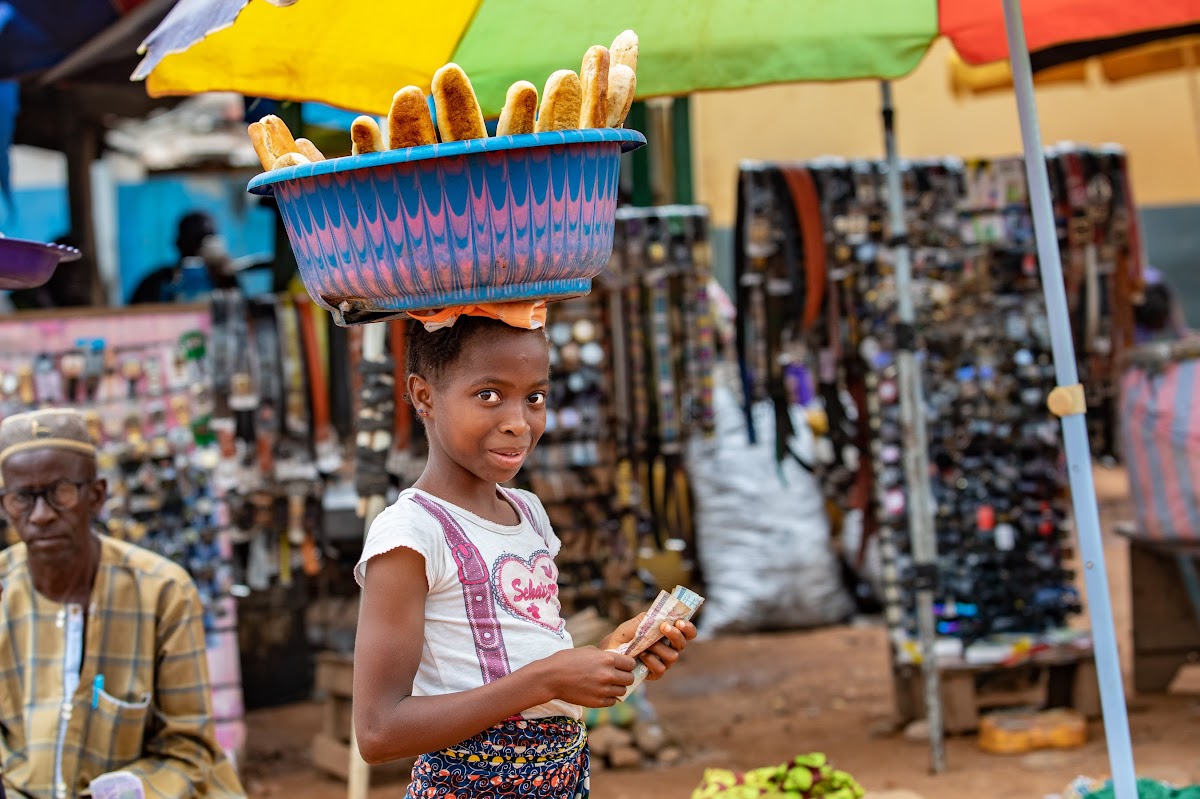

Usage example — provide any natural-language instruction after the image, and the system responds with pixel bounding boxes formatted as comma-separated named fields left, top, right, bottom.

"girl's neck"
left=414, top=452, right=517, bottom=525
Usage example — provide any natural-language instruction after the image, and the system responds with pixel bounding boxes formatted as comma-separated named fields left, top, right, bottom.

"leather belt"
left=779, top=166, right=826, bottom=333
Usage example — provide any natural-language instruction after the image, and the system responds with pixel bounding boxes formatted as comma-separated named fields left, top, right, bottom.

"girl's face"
left=414, top=327, right=551, bottom=485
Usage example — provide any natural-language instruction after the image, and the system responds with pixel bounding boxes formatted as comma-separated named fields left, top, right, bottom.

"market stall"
left=130, top=1, right=1200, bottom=795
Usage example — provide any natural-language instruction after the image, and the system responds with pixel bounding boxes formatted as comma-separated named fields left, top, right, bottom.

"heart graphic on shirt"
left=494, top=553, right=564, bottom=634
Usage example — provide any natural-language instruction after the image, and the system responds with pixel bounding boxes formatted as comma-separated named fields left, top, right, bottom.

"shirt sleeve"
left=120, top=580, right=245, bottom=799
left=354, top=498, right=445, bottom=590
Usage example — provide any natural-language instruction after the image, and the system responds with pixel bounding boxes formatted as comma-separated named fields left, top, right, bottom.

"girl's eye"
left=477, top=390, right=500, bottom=403
left=527, top=393, right=546, bottom=407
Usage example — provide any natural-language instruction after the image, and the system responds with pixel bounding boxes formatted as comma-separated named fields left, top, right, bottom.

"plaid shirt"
left=0, top=535, right=245, bottom=799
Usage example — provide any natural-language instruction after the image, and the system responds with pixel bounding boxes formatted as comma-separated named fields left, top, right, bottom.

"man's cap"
left=0, top=409, right=97, bottom=485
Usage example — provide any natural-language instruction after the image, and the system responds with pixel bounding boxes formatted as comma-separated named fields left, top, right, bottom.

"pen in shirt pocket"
left=92, top=674, right=104, bottom=709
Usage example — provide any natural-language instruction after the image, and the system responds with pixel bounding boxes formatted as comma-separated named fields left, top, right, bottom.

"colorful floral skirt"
left=405, top=716, right=590, bottom=798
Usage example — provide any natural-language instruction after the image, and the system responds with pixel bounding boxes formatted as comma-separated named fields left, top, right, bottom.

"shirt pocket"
left=88, top=689, right=152, bottom=765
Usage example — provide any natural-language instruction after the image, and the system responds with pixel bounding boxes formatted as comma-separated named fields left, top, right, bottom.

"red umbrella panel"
left=942, top=0, right=1200, bottom=67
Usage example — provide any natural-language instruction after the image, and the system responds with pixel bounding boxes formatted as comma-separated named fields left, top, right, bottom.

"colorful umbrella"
left=135, top=0, right=1200, bottom=115
left=132, top=4, right=1200, bottom=798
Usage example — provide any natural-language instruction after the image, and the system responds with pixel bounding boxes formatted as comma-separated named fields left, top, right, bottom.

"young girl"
left=353, top=310, right=696, bottom=798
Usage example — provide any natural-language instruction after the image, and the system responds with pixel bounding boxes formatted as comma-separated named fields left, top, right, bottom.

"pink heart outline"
left=492, top=552, right=564, bottom=635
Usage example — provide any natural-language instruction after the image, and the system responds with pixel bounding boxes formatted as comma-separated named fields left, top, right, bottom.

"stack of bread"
left=248, top=31, right=640, bottom=172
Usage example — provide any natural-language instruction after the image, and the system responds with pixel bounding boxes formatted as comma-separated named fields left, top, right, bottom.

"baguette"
left=272, top=152, right=311, bottom=170
left=294, top=138, right=326, bottom=162
left=534, top=70, right=582, bottom=133
left=496, top=80, right=539, bottom=137
left=351, top=116, right=385, bottom=155
left=431, top=63, right=487, bottom=142
left=247, top=114, right=299, bottom=170
left=247, top=122, right=274, bottom=170
left=610, top=30, right=638, bottom=74
left=606, top=64, right=637, bottom=128
left=387, top=86, right=437, bottom=149
left=579, top=46, right=610, bottom=129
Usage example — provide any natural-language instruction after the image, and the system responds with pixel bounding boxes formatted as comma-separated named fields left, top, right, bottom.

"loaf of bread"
left=272, top=152, right=311, bottom=170
left=579, top=46, right=610, bottom=129
left=388, top=87, right=438, bottom=149
left=248, top=114, right=300, bottom=170
left=432, top=63, right=488, bottom=142
left=294, top=138, right=326, bottom=162
left=534, top=70, right=582, bottom=133
left=351, top=116, right=385, bottom=155
left=606, top=64, right=637, bottom=128
left=610, top=30, right=638, bottom=74
left=497, top=81, right=539, bottom=137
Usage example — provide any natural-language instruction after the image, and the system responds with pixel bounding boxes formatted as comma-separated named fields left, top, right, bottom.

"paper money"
left=612, top=585, right=704, bottom=701
left=612, top=590, right=692, bottom=658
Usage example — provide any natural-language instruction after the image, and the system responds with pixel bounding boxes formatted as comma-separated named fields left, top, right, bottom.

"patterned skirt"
left=405, top=716, right=590, bottom=798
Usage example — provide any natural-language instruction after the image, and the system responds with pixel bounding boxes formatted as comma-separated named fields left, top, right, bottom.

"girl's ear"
left=408, top=373, right=434, bottom=419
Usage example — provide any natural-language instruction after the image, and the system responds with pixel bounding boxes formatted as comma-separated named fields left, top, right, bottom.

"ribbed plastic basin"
left=249, top=129, right=646, bottom=326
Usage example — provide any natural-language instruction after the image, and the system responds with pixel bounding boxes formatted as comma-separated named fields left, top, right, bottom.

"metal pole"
left=347, top=321, right=389, bottom=799
left=879, top=81, right=945, bottom=775
left=999, top=3, right=1138, bottom=798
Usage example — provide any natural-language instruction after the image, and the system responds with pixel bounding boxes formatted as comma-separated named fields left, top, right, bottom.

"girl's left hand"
left=640, top=619, right=697, bottom=681
left=600, top=614, right=698, bottom=681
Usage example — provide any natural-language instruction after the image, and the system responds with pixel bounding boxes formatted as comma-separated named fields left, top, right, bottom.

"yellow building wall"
left=693, top=39, right=1200, bottom=228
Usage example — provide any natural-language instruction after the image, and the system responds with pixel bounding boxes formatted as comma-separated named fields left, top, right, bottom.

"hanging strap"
left=411, top=494, right=512, bottom=684
left=779, top=166, right=827, bottom=332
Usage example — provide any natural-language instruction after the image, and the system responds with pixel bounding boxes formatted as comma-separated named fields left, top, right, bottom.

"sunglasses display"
left=734, top=147, right=1141, bottom=648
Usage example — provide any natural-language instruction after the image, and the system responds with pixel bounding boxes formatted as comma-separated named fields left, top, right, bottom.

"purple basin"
left=0, top=237, right=82, bottom=291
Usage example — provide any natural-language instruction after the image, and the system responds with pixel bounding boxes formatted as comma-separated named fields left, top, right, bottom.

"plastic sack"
left=686, top=386, right=854, bottom=635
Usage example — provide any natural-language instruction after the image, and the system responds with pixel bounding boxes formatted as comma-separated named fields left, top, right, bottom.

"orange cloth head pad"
left=407, top=301, right=548, bottom=332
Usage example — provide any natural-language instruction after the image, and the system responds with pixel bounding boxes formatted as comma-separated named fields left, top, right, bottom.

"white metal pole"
left=999, top=3, right=1138, bottom=798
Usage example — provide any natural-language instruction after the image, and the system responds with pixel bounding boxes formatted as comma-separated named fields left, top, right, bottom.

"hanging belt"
left=295, top=293, right=341, bottom=475
left=779, top=166, right=827, bottom=333
left=387, top=321, right=414, bottom=480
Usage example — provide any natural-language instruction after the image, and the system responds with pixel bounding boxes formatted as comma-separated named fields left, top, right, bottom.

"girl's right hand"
left=539, top=647, right=637, bottom=707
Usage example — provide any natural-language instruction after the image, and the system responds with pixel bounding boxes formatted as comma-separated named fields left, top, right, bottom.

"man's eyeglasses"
left=0, top=480, right=91, bottom=517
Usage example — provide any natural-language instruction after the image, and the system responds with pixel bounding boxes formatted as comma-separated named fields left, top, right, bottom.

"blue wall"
left=0, top=186, right=70, bottom=245
left=2, top=174, right=275, bottom=303
left=115, top=174, right=275, bottom=302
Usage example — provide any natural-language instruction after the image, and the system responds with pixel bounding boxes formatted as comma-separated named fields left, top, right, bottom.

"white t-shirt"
left=355, top=487, right=580, bottom=721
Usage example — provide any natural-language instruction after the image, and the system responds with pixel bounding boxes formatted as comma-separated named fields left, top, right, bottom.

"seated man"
left=0, top=409, right=245, bottom=799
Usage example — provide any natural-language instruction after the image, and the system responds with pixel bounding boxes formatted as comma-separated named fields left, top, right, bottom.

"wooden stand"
left=893, top=647, right=1100, bottom=734
left=311, top=652, right=413, bottom=782
left=1127, top=537, right=1200, bottom=694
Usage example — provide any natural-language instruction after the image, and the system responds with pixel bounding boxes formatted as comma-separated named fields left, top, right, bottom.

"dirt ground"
left=239, top=468, right=1200, bottom=799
